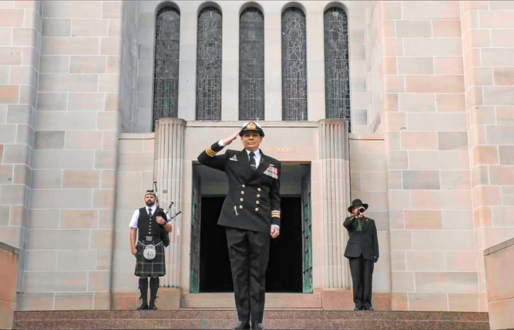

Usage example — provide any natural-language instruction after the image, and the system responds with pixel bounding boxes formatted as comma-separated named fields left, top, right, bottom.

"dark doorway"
left=266, top=197, right=303, bottom=292
left=199, top=197, right=303, bottom=293
left=199, top=197, right=232, bottom=292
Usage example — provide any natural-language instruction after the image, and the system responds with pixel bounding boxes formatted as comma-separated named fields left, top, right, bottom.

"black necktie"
left=249, top=151, right=256, bottom=171
left=148, top=208, right=153, bottom=218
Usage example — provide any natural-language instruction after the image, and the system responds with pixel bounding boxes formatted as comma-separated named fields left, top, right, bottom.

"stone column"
left=319, top=119, right=351, bottom=289
left=461, top=1, right=514, bottom=311
left=378, top=1, right=475, bottom=311
left=22, top=0, right=123, bottom=310
left=154, top=118, right=185, bottom=288
left=0, top=0, right=42, bottom=295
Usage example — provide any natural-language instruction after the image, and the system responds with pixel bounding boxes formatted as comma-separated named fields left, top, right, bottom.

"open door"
left=190, top=173, right=201, bottom=293
left=301, top=169, right=313, bottom=293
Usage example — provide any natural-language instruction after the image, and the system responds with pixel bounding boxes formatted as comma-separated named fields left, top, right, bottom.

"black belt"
left=138, top=235, right=161, bottom=243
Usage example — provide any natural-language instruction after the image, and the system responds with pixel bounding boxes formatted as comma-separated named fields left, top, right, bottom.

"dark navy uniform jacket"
left=198, top=142, right=281, bottom=234
left=343, top=216, right=379, bottom=261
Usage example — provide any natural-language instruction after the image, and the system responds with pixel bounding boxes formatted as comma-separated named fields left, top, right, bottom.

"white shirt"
left=129, top=204, right=158, bottom=228
left=217, top=140, right=279, bottom=231
left=218, top=140, right=261, bottom=167
left=245, top=148, right=261, bottom=168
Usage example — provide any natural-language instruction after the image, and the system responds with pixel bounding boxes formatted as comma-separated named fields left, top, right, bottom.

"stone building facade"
left=0, top=0, right=514, bottom=313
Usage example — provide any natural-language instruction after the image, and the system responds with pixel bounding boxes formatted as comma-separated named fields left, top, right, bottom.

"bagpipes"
left=153, top=181, right=181, bottom=247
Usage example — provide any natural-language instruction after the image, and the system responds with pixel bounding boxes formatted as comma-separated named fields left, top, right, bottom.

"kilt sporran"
left=135, top=238, right=165, bottom=276
left=143, top=244, right=156, bottom=260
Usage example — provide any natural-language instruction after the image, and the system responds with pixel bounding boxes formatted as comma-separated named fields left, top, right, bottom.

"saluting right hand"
left=223, top=130, right=241, bottom=146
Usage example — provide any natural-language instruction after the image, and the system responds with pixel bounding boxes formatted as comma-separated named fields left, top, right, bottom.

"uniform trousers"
left=226, top=227, right=270, bottom=324
left=349, top=255, right=374, bottom=309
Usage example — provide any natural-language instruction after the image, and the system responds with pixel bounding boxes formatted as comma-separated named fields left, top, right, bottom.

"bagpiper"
left=129, top=190, right=172, bottom=310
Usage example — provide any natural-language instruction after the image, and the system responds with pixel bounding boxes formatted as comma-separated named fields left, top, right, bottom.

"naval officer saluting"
left=198, top=121, right=281, bottom=330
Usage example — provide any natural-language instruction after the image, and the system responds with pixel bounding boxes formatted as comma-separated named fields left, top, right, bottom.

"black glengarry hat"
left=348, top=199, right=368, bottom=213
left=145, top=190, right=157, bottom=197
left=239, top=121, right=265, bottom=137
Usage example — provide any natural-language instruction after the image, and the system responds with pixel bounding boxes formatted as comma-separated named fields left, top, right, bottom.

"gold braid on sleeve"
left=205, top=147, right=217, bottom=157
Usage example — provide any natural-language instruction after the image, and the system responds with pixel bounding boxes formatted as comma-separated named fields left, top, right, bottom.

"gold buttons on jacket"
left=240, top=198, right=244, bottom=202
left=256, top=201, right=260, bottom=205
left=239, top=205, right=243, bottom=209
left=255, top=208, right=259, bottom=212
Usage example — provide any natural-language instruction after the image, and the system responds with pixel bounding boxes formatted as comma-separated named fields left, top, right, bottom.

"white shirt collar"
left=245, top=149, right=261, bottom=157
left=146, top=204, right=157, bottom=213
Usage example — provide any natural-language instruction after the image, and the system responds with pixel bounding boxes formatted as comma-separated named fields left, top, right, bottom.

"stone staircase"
left=13, top=309, right=490, bottom=329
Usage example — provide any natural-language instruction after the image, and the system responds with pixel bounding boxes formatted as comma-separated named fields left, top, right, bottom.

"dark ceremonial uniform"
left=134, top=207, right=168, bottom=276
left=198, top=138, right=281, bottom=326
left=344, top=213, right=379, bottom=310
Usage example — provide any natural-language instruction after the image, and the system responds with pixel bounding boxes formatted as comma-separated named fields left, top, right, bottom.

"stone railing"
left=0, top=242, right=20, bottom=330
left=484, top=237, right=514, bottom=330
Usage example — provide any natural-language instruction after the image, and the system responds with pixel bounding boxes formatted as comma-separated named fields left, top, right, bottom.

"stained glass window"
left=324, top=7, right=351, bottom=130
left=196, top=7, right=222, bottom=120
left=239, top=7, right=265, bottom=120
left=153, top=7, right=180, bottom=130
left=282, top=7, right=307, bottom=121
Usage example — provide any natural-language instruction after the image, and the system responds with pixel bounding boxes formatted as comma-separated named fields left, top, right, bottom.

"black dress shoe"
left=137, top=302, right=148, bottom=310
left=232, top=321, right=250, bottom=330
left=363, top=307, right=374, bottom=311
left=354, top=306, right=363, bottom=311
left=251, top=323, right=265, bottom=330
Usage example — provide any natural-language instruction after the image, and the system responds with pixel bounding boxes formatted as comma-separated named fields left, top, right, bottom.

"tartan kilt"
left=134, top=240, right=166, bottom=277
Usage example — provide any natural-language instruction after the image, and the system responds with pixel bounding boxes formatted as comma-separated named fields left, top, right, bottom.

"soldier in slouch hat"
left=344, top=199, right=379, bottom=312
left=129, top=190, right=172, bottom=310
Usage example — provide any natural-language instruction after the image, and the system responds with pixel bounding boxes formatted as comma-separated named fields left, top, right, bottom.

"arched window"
left=153, top=7, right=180, bottom=129
left=239, top=7, right=265, bottom=120
left=324, top=7, right=351, bottom=130
left=282, top=7, right=307, bottom=121
left=196, top=7, right=222, bottom=120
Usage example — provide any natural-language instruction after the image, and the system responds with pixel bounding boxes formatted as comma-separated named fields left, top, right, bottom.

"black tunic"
left=197, top=142, right=281, bottom=323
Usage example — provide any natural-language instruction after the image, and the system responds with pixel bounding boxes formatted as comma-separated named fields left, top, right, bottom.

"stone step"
left=182, top=293, right=323, bottom=308
left=13, top=310, right=490, bottom=330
